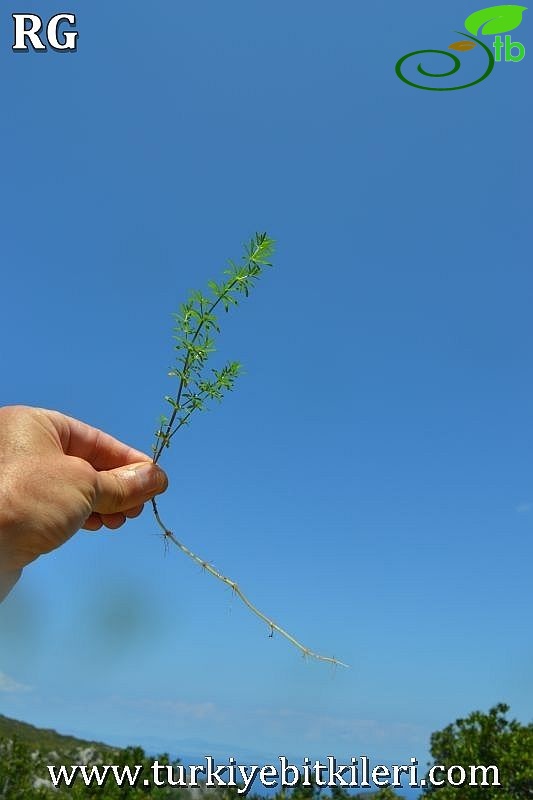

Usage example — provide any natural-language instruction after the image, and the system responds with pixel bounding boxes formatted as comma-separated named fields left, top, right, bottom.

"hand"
left=0, top=405, right=168, bottom=600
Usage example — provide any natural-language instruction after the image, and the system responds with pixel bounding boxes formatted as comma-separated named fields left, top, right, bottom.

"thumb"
left=94, top=461, right=168, bottom=515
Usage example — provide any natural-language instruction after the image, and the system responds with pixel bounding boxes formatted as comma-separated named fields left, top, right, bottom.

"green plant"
left=423, top=703, right=533, bottom=798
left=0, top=735, right=49, bottom=798
left=150, top=233, right=346, bottom=667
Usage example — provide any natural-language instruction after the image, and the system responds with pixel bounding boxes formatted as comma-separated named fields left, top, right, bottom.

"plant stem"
left=150, top=234, right=347, bottom=666
left=153, top=238, right=266, bottom=464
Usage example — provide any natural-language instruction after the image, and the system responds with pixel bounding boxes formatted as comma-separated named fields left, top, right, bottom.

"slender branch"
left=153, top=237, right=267, bottom=464
left=158, top=390, right=209, bottom=447
left=151, top=498, right=349, bottom=668
left=153, top=286, right=232, bottom=463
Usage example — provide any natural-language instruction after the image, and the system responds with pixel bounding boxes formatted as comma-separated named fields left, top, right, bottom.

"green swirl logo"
left=396, top=4, right=527, bottom=91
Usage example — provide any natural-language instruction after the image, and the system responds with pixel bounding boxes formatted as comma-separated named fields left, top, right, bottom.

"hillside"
left=0, top=712, right=116, bottom=759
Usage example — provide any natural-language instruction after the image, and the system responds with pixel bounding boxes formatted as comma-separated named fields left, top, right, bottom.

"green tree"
left=370, top=789, right=403, bottom=799
left=353, top=788, right=402, bottom=799
left=0, top=735, right=50, bottom=799
left=423, top=703, right=533, bottom=798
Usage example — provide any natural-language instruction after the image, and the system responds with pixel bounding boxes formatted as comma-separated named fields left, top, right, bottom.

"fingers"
left=82, top=513, right=103, bottom=531
left=124, top=505, right=143, bottom=519
left=82, top=505, right=143, bottom=532
left=98, top=512, right=127, bottom=529
left=46, top=410, right=153, bottom=470
left=93, top=462, right=168, bottom=515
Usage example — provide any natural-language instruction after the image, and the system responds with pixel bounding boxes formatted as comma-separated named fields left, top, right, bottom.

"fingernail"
left=122, top=463, right=167, bottom=493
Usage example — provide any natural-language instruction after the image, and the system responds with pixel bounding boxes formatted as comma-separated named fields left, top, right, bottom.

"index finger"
left=45, top=409, right=153, bottom=470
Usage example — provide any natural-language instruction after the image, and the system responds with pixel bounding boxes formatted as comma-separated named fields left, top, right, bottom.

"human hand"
left=0, top=405, right=168, bottom=600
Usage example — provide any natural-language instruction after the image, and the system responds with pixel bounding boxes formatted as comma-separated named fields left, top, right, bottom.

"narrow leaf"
left=449, top=40, right=477, bottom=50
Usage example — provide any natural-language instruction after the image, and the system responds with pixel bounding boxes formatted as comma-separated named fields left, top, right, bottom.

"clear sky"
left=1, top=0, right=532, bottom=792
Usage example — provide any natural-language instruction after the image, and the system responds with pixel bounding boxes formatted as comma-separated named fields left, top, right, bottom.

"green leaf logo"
left=465, top=4, right=527, bottom=35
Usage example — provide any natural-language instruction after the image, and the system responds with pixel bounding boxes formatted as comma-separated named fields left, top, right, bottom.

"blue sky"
left=0, top=0, right=532, bottom=792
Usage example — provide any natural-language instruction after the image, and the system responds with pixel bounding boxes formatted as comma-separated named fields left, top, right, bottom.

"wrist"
left=0, top=469, right=31, bottom=572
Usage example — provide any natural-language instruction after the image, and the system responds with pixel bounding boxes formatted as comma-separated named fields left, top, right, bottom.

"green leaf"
left=156, top=232, right=273, bottom=460
left=464, top=4, right=527, bottom=35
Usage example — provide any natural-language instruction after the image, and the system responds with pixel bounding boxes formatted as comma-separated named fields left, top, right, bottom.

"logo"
left=12, top=13, right=78, bottom=52
left=396, top=4, right=526, bottom=90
